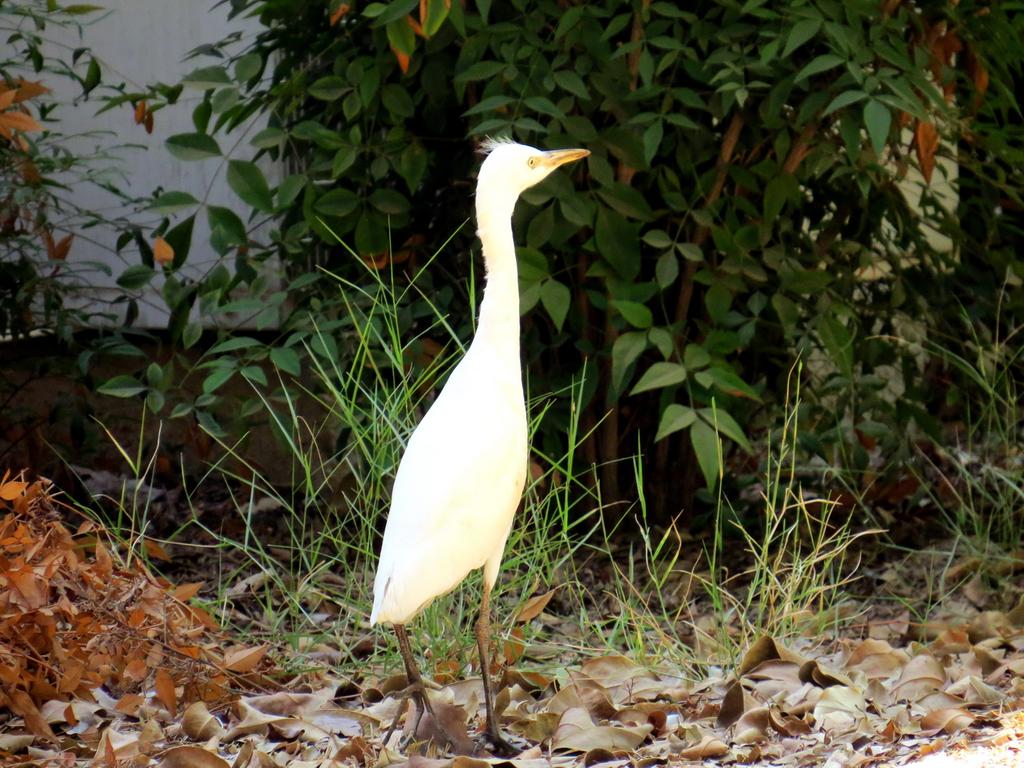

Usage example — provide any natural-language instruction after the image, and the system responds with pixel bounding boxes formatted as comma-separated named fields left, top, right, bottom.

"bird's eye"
left=527, top=157, right=537, bottom=168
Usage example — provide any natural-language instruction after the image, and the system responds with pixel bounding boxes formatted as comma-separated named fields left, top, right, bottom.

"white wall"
left=43, top=1, right=274, bottom=328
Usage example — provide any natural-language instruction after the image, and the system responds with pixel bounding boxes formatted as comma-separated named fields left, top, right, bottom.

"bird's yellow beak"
left=541, top=147, right=590, bottom=169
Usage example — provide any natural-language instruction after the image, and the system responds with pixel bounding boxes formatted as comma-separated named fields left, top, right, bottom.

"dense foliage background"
left=5, top=0, right=1023, bottom=523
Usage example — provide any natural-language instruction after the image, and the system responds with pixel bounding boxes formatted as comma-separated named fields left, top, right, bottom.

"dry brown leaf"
left=551, top=706, right=651, bottom=752
left=737, top=636, right=806, bottom=676
left=716, top=681, right=749, bottom=728
left=919, top=707, right=975, bottom=735
left=0, top=733, right=34, bottom=752
left=733, top=706, right=771, bottom=744
left=677, top=735, right=730, bottom=759
left=846, top=639, right=907, bottom=678
left=7, top=689, right=55, bottom=741
left=515, top=589, right=557, bottom=622
left=813, top=685, right=867, bottom=734
left=95, top=727, right=141, bottom=763
left=159, top=745, right=231, bottom=768
left=155, top=668, right=177, bottom=715
left=182, top=701, right=225, bottom=740
left=222, top=645, right=268, bottom=673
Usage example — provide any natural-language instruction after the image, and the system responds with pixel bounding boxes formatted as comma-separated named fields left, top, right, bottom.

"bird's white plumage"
left=370, top=140, right=588, bottom=627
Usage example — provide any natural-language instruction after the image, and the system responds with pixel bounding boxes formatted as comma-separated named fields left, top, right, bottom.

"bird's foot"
left=481, top=726, right=518, bottom=757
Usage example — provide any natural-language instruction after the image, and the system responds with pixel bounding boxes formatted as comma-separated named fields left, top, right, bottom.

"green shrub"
left=106, top=0, right=1022, bottom=518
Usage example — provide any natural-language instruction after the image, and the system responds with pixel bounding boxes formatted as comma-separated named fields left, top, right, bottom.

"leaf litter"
left=1, top=476, right=1023, bottom=766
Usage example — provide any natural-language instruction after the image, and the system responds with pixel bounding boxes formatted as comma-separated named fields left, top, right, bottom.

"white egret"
left=370, top=140, right=589, bottom=752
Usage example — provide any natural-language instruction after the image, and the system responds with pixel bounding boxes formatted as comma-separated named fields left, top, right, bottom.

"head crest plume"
left=479, top=136, right=517, bottom=155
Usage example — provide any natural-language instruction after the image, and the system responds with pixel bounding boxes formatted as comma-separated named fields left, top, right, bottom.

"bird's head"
left=477, top=139, right=589, bottom=204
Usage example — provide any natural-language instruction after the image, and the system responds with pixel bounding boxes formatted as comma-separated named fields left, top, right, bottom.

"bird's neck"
left=474, top=199, right=521, bottom=361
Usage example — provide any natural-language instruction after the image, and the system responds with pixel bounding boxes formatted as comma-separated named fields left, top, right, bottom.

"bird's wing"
left=370, top=357, right=527, bottom=625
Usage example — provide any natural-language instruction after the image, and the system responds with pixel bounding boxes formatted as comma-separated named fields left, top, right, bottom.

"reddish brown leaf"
left=329, top=3, right=350, bottom=25
left=153, top=236, right=174, bottom=265
left=123, top=657, right=148, bottom=683
left=8, top=690, right=55, bottom=741
left=171, top=581, right=204, bottom=601
left=515, top=588, right=556, bottom=622
left=915, top=120, right=940, bottom=185
left=392, top=47, right=410, bottom=74
left=155, top=668, right=177, bottom=715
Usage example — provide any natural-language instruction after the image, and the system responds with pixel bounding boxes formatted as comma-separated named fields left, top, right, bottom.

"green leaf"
left=698, top=407, right=752, bottom=452
left=117, top=264, right=156, bottom=290
left=196, top=410, right=225, bottom=437
left=596, top=183, right=653, bottom=221
left=690, top=419, right=722, bottom=490
left=782, top=268, right=833, bottom=294
left=270, top=347, right=301, bottom=376
left=705, top=284, right=732, bottom=323
left=817, top=315, right=854, bottom=376
left=595, top=207, right=641, bottom=280
left=374, top=0, right=418, bottom=25
left=863, top=100, right=891, bottom=157
left=684, top=344, right=711, bottom=371
left=553, top=70, right=590, bottom=99
left=795, top=54, right=843, bottom=82
left=631, top=362, right=687, bottom=395
left=166, top=133, right=221, bottom=161
left=192, top=100, right=212, bottom=133
left=251, top=127, right=286, bottom=149
left=241, top=366, right=268, bottom=386
left=210, top=336, right=261, bottom=354
left=207, top=205, right=247, bottom=245
left=643, top=229, right=672, bottom=248
left=423, top=0, right=449, bottom=36
left=202, top=366, right=236, bottom=394
left=182, top=321, right=202, bottom=349
left=782, top=18, right=821, bottom=57
left=83, top=57, right=100, bottom=95
left=235, top=53, right=262, bottom=82
left=677, top=243, right=703, bottom=262
left=98, top=375, right=146, bottom=398
left=656, top=251, right=678, bottom=288
left=309, top=75, right=348, bottom=101
left=182, top=65, right=231, bottom=90
left=823, top=89, right=868, bottom=116
left=149, top=191, right=199, bottom=215
left=382, top=84, right=415, bottom=117
left=332, top=146, right=358, bottom=177
left=611, top=331, right=648, bottom=393
left=227, top=160, right=274, bottom=213
left=764, top=174, right=798, bottom=224
left=655, top=404, right=697, bottom=441
left=387, top=17, right=416, bottom=56
left=612, top=300, right=653, bottom=329
left=455, top=61, right=505, bottom=82
left=540, top=279, right=571, bottom=331
left=642, top=121, right=663, bottom=166
left=315, top=188, right=359, bottom=217
left=169, top=402, right=193, bottom=419
left=165, top=214, right=195, bottom=269
left=369, top=188, right=409, bottom=214
left=277, top=174, right=306, bottom=208
left=694, top=366, right=761, bottom=401
left=648, top=327, right=673, bottom=358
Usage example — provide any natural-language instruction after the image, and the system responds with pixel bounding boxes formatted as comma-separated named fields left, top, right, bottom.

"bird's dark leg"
left=393, top=624, right=439, bottom=747
left=475, top=582, right=515, bottom=755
